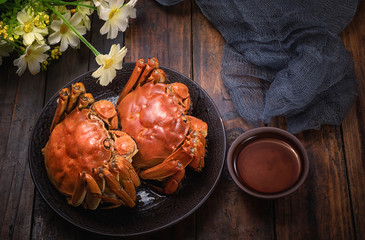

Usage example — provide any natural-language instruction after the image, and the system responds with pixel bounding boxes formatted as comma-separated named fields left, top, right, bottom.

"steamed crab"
left=117, top=58, right=208, bottom=194
left=42, top=83, right=140, bottom=210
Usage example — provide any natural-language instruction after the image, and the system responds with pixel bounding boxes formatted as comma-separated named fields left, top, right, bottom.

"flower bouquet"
left=0, top=0, right=137, bottom=85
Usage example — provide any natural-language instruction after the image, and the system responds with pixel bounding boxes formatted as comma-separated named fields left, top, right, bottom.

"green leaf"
left=0, top=0, right=7, bottom=4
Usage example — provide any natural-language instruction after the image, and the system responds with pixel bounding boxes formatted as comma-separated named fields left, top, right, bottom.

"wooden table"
left=1, top=0, right=365, bottom=239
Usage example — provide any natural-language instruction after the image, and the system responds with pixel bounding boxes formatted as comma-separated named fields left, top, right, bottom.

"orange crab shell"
left=117, top=82, right=190, bottom=169
left=43, top=108, right=111, bottom=196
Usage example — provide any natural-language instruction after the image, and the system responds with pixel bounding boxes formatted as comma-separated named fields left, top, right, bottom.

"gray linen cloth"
left=155, top=0, right=360, bottom=133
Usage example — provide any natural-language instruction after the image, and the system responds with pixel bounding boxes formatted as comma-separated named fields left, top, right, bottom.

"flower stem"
left=52, top=1, right=97, bottom=10
left=45, top=2, right=100, bottom=56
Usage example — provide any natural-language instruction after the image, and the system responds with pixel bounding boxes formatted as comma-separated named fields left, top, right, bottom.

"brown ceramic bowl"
left=227, top=127, right=309, bottom=199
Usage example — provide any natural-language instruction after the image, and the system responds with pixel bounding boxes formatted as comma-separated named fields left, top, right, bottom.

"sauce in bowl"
left=235, top=137, right=301, bottom=193
left=227, top=127, right=309, bottom=198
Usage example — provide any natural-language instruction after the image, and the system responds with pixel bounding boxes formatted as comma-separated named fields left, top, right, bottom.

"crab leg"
left=77, top=93, right=95, bottom=110
left=139, top=139, right=195, bottom=180
left=83, top=173, right=102, bottom=210
left=146, top=68, right=166, bottom=84
left=136, top=57, right=159, bottom=87
left=67, top=82, right=86, bottom=113
left=92, top=168, right=105, bottom=190
left=117, top=59, right=146, bottom=104
left=186, top=116, right=208, bottom=171
left=69, top=172, right=87, bottom=207
left=113, top=156, right=140, bottom=187
left=110, top=157, right=139, bottom=201
left=188, top=134, right=206, bottom=171
left=164, top=168, right=185, bottom=195
left=50, top=88, right=70, bottom=132
left=97, top=195, right=123, bottom=209
left=100, top=168, right=136, bottom=207
left=139, top=160, right=183, bottom=180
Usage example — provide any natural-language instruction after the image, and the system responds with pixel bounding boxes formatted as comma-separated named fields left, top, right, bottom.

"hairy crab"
left=117, top=58, right=208, bottom=194
left=42, top=83, right=140, bottom=210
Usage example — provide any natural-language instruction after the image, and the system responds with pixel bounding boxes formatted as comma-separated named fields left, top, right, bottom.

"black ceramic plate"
left=28, top=63, right=226, bottom=237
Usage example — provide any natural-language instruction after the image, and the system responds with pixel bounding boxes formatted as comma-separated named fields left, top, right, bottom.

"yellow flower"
left=0, top=40, right=14, bottom=65
left=92, top=44, right=127, bottom=86
left=51, top=46, right=62, bottom=59
left=14, top=8, right=48, bottom=46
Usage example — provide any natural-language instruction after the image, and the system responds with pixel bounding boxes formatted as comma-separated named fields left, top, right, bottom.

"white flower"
left=13, top=44, right=50, bottom=76
left=93, top=0, right=109, bottom=7
left=92, top=44, right=127, bottom=86
left=123, top=0, right=137, bottom=19
left=77, top=1, right=94, bottom=30
left=48, top=11, right=87, bottom=52
left=99, top=0, right=137, bottom=39
left=0, top=40, right=13, bottom=65
left=14, top=9, right=48, bottom=46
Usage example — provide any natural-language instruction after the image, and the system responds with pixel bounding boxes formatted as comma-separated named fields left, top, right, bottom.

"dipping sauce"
left=235, top=137, right=301, bottom=194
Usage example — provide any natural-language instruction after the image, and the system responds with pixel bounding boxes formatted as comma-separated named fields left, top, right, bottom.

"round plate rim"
left=28, top=62, right=227, bottom=237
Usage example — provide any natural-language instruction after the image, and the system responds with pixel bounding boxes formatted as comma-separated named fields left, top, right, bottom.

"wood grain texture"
left=191, top=1, right=274, bottom=239
left=31, top=27, right=93, bottom=240
left=0, top=63, right=46, bottom=239
left=0, top=0, right=364, bottom=239
left=273, top=127, right=354, bottom=239
left=341, top=1, right=365, bottom=239
left=124, top=0, right=191, bottom=75
left=44, top=40, right=91, bottom=103
left=124, top=1, right=195, bottom=239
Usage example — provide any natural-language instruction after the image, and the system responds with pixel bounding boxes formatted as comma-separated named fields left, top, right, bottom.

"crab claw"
left=112, top=130, right=139, bottom=159
left=91, top=100, right=118, bottom=129
left=167, top=83, right=191, bottom=112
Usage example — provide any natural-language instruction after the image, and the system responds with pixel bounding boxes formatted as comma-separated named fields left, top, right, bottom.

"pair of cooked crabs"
left=42, top=58, right=208, bottom=210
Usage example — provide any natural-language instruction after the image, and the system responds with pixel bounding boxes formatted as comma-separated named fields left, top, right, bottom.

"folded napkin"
left=155, top=0, right=360, bottom=133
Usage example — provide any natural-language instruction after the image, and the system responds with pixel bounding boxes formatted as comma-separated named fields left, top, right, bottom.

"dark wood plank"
left=124, top=1, right=194, bottom=239
left=30, top=12, right=124, bottom=237
left=272, top=127, right=354, bottom=239
left=124, top=0, right=192, bottom=74
left=31, top=29, right=93, bottom=240
left=0, top=61, right=46, bottom=239
left=44, top=36, right=91, bottom=103
left=191, top=2, right=274, bottom=239
left=32, top=0, right=194, bottom=239
left=341, top=1, right=365, bottom=239
left=268, top=18, right=357, bottom=239
left=266, top=5, right=363, bottom=240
